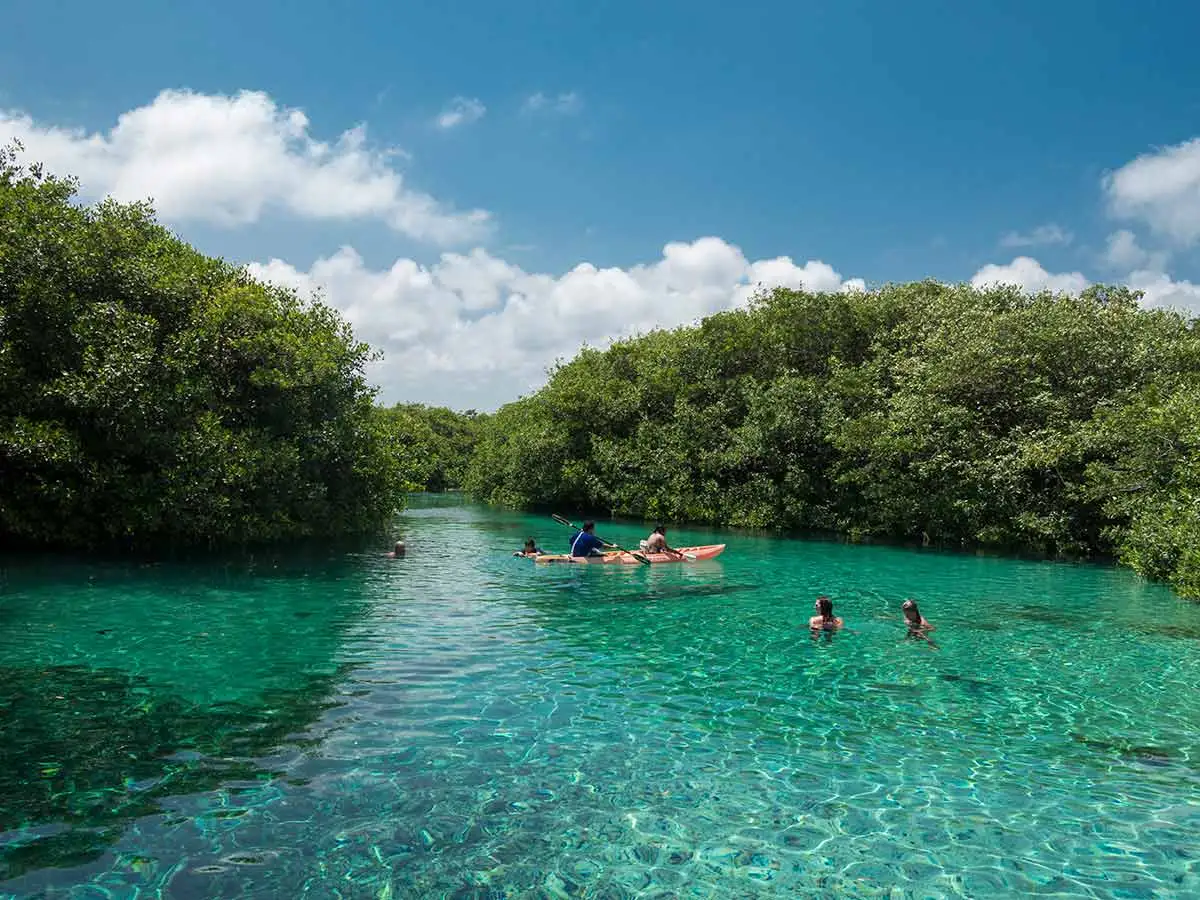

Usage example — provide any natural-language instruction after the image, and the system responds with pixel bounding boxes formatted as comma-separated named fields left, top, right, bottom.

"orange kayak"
left=534, top=544, right=726, bottom=565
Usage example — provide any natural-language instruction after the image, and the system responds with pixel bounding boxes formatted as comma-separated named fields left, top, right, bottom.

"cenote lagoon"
left=2, top=494, right=1199, bottom=898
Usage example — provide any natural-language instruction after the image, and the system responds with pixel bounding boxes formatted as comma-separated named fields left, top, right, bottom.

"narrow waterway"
left=2, top=494, right=1198, bottom=897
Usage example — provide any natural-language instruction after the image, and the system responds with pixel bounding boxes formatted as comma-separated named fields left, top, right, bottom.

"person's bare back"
left=643, top=525, right=676, bottom=554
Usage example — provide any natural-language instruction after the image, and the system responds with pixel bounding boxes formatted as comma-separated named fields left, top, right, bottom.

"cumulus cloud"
left=246, top=237, right=862, bottom=409
left=1104, top=137, right=1200, bottom=244
left=969, top=256, right=1089, bottom=294
left=1104, top=229, right=1148, bottom=269
left=969, top=249, right=1200, bottom=315
left=435, top=96, right=485, bottom=130
left=999, top=224, right=1073, bottom=248
left=522, top=91, right=582, bottom=115
left=1126, top=269, right=1200, bottom=313
left=0, top=88, right=490, bottom=244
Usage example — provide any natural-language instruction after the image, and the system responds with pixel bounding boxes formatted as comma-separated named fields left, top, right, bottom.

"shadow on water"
left=0, top=551, right=375, bottom=884
left=1131, top=623, right=1200, bottom=641
left=547, top=580, right=760, bottom=605
left=0, top=663, right=351, bottom=881
left=1070, top=733, right=1177, bottom=765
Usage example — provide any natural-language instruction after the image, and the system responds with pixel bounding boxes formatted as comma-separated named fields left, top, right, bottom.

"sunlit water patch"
left=2, top=494, right=1199, bottom=897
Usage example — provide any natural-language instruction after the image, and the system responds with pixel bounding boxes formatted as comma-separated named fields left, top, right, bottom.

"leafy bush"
left=0, top=146, right=417, bottom=549
left=381, top=403, right=485, bottom=491
left=467, top=280, right=1200, bottom=597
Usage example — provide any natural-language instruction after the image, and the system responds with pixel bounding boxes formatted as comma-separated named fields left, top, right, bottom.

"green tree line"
left=381, top=403, right=486, bottom=492
left=8, top=143, right=1197, bottom=595
left=465, top=282, right=1200, bottom=598
left=0, top=146, right=429, bottom=549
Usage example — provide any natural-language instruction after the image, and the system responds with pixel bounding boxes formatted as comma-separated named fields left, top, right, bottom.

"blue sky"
left=3, top=0, right=1200, bottom=408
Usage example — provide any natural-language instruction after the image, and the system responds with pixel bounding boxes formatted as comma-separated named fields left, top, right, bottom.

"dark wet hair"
left=582, top=521, right=595, bottom=532
left=817, top=596, right=833, bottom=618
left=654, top=524, right=666, bottom=534
left=524, top=538, right=537, bottom=550
left=902, top=598, right=920, bottom=615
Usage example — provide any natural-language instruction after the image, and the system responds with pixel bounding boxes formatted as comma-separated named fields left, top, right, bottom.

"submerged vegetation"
left=466, top=282, right=1200, bottom=598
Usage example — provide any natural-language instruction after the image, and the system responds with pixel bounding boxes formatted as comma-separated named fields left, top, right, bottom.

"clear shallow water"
left=2, top=495, right=1199, bottom=898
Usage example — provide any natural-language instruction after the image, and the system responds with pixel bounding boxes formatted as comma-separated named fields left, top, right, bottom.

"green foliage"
left=1080, top=381, right=1200, bottom=597
left=467, top=279, right=1200, bottom=597
left=381, top=403, right=485, bottom=491
left=0, top=146, right=415, bottom=549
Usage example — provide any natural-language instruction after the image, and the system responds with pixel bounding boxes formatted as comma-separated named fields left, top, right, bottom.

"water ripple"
left=1, top=496, right=1199, bottom=897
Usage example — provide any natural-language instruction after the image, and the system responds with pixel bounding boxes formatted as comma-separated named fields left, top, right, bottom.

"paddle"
left=551, top=514, right=652, bottom=565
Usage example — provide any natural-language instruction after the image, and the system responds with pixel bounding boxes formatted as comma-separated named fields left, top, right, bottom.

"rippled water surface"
left=2, top=494, right=1200, bottom=898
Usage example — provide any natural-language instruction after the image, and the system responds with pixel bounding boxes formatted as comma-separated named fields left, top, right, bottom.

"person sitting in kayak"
left=641, top=525, right=679, bottom=556
left=569, top=521, right=613, bottom=557
left=809, top=596, right=844, bottom=631
left=514, top=539, right=543, bottom=557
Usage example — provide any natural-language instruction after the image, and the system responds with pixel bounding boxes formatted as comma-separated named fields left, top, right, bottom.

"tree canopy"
left=466, top=281, right=1200, bottom=598
left=9, top=143, right=1200, bottom=596
left=0, top=146, right=418, bottom=549
left=381, top=403, right=485, bottom=492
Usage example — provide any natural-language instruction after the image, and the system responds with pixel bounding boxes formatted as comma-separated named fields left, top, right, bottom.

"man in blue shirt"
left=569, top=521, right=612, bottom=558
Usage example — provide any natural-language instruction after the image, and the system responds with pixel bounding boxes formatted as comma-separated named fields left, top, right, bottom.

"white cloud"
left=435, top=96, right=485, bottom=130
left=1104, top=229, right=1149, bottom=269
left=1104, top=137, right=1200, bottom=244
left=246, top=238, right=862, bottom=409
left=522, top=91, right=582, bottom=115
left=999, top=224, right=1073, bottom=248
left=0, top=88, right=490, bottom=244
left=970, top=250, right=1200, bottom=315
left=970, top=256, right=1089, bottom=294
left=1126, top=269, right=1200, bottom=313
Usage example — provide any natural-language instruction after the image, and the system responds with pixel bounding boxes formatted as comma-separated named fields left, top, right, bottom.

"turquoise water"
left=2, top=495, right=1199, bottom=898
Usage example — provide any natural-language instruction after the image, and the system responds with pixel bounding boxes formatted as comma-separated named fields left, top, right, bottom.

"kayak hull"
left=534, top=544, right=726, bottom=565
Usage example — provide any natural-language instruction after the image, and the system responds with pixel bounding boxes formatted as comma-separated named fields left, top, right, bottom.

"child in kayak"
left=514, top=539, right=543, bottom=557
left=641, top=525, right=679, bottom=556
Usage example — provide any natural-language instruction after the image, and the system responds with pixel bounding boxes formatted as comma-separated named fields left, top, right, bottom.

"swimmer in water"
left=902, top=598, right=932, bottom=631
left=808, top=595, right=844, bottom=632
left=387, top=540, right=406, bottom=558
left=513, top=538, right=543, bottom=557
left=902, top=598, right=938, bottom=648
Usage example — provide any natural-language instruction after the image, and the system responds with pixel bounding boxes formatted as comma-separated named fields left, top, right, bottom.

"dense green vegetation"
left=8, top=144, right=1198, bottom=595
left=0, top=146, right=419, bottom=549
left=382, top=403, right=485, bottom=492
left=466, top=282, right=1200, bottom=598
